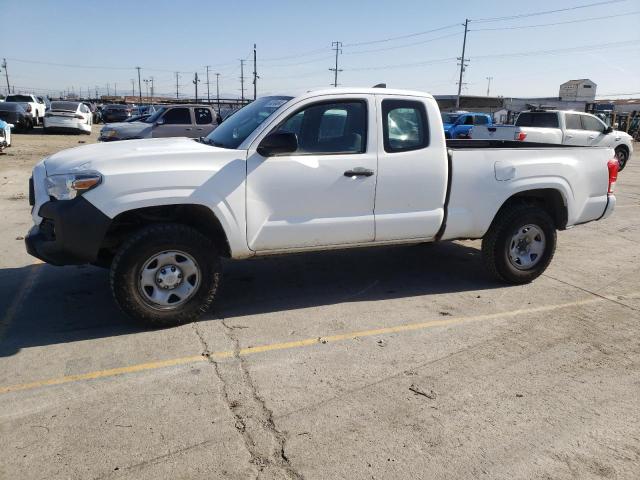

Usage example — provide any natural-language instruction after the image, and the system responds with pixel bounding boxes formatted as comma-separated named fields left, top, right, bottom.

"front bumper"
left=25, top=197, right=111, bottom=265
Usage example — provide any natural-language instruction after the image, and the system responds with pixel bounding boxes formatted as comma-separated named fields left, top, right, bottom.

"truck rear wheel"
left=110, top=223, right=221, bottom=328
left=615, top=146, right=629, bottom=171
left=482, top=204, right=556, bottom=284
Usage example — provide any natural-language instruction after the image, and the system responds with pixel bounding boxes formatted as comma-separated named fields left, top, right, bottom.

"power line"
left=471, top=0, right=627, bottom=23
left=470, top=11, right=640, bottom=31
left=343, top=23, right=459, bottom=47
left=343, top=32, right=461, bottom=56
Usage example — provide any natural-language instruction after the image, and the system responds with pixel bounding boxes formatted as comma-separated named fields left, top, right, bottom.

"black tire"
left=110, top=223, right=221, bottom=328
left=482, top=204, right=557, bottom=284
left=615, top=146, right=629, bottom=171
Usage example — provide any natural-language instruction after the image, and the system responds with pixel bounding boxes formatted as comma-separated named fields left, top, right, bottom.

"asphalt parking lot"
left=1, top=129, right=639, bottom=479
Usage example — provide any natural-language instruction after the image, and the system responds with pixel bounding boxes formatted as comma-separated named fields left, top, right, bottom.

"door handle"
left=565, top=135, right=573, bottom=139
left=588, top=135, right=595, bottom=139
left=344, top=167, right=374, bottom=177
left=185, top=128, right=192, bottom=131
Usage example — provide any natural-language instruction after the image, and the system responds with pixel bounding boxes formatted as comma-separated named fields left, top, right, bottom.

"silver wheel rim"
left=138, top=250, right=200, bottom=310
left=507, top=224, right=546, bottom=270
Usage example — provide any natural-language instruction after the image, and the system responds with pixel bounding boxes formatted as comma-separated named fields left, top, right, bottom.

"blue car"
left=442, top=112, right=492, bottom=139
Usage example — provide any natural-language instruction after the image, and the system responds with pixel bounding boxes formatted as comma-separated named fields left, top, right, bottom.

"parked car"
left=37, top=95, right=52, bottom=112
left=5, top=94, right=45, bottom=125
left=0, top=118, right=9, bottom=152
left=0, top=102, right=34, bottom=131
left=101, top=104, right=133, bottom=123
left=441, top=112, right=492, bottom=138
left=99, top=105, right=217, bottom=141
left=44, top=101, right=93, bottom=134
left=82, top=102, right=101, bottom=124
left=25, top=88, right=619, bottom=327
left=470, top=109, right=634, bottom=170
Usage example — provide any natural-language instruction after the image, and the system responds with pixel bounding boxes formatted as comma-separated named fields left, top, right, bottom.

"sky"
left=1, top=0, right=639, bottom=100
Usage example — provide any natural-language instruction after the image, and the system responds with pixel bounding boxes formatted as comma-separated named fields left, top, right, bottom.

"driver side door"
left=246, top=96, right=377, bottom=252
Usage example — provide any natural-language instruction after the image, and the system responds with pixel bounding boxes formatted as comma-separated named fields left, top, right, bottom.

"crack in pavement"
left=192, top=321, right=303, bottom=480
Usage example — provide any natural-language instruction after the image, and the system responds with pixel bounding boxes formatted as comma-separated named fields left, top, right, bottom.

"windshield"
left=144, top=106, right=167, bottom=123
left=205, top=96, right=293, bottom=149
left=441, top=113, right=460, bottom=124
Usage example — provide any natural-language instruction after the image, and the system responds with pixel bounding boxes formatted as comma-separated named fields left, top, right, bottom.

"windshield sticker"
left=264, top=99, right=288, bottom=108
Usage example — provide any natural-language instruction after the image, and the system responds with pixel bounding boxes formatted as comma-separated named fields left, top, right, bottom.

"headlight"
left=45, top=173, right=102, bottom=200
left=101, top=129, right=117, bottom=138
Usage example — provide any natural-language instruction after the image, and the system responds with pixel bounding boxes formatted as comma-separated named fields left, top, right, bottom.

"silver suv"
left=99, top=105, right=218, bottom=141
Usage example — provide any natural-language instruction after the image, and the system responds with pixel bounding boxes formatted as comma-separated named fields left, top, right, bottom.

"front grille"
left=29, top=177, right=35, bottom=206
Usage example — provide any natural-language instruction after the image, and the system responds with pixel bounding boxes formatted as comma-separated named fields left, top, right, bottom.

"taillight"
left=607, top=158, right=619, bottom=194
left=515, top=131, right=527, bottom=141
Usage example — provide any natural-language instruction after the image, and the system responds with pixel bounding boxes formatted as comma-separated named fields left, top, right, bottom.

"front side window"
left=195, top=108, right=213, bottom=124
left=382, top=99, right=429, bottom=153
left=581, top=115, right=605, bottom=132
left=463, top=116, right=474, bottom=125
left=275, top=100, right=367, bottom=155
left=565, top=113, right=582, bottom=130
left=162, top=108, right=191, bottom=125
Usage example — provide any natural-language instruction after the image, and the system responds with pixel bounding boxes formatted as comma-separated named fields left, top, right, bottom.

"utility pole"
left=486, top=76, right=493, bottom=97
left=239, top=59, right=245, bottom=104
left=252, top=44, right=259, bottom=100
left=215, top=73, right=220, bottom=112
left=149, top=76, right=154, bottom=99
left=456, top=19, right=469, bottom=109
left=106, top=83, right=110, bottom=96
left=193, top=72, right=200, bottom=103
left=175, top=72, right=180, bottom=99
left=95, top=86, right=99, bottom=98
left=205, top=66, right=211, bottom=104
left=114, top=83, right=117, bottom=97
left=131, top=79, right=135, bottom=97
left=2, top=58, right=10, bottom=94
left=143, top=79, right=149, bottom=102
left=136, top=66, right=142, bottom=104
left=329, top=41, right=343, bottom=88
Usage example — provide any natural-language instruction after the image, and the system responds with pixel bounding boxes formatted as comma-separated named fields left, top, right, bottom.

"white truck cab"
left=25, top=88, right=619, bottom=327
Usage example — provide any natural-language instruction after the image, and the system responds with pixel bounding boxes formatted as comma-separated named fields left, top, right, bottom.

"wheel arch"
left=98, top=204, right=232, bottom=266
left=492, top=188, right=568, bottom=231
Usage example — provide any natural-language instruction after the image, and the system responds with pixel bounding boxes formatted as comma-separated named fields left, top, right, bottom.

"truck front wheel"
left=110, top=223, right=221, bottom=328
left=482, top=204, right=557, bottom=284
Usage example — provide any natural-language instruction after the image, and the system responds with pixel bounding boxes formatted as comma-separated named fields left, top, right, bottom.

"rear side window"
left=195, top=108, right=213, bottom=124
left=565, top=114, right=582, bottom=130
left=474, top=115, right=489, bottom=125
left=382, top=99, right=429, bottom=153
left=162, top=108, right=191, bottom=125
left=516, top=112, right=559, bottom=128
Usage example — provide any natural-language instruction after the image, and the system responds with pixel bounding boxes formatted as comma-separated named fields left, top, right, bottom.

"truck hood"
left=101, top=121, right=152, bottom=139
left=43, top=137, right=229, bottom=175
left=442, top=123, right=454, bottom=131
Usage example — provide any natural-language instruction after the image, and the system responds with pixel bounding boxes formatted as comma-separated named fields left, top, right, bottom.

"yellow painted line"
left=0, top=292, right=633, bottom=395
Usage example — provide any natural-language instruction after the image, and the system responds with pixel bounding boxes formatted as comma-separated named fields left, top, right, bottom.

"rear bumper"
left=25, top=197, right=111, bottom=265
left=600, top=194, right=616, bottom=220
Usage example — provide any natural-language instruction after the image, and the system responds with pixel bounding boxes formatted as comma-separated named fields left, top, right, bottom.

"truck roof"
left=288, top=87, right=435, bottom=101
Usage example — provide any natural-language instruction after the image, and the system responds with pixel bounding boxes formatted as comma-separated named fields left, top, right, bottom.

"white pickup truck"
left=470, top=109, right=633, bottom=170
left=5, top=94, right=46, bottom=126
left=25, top=88, right=619, bottom=327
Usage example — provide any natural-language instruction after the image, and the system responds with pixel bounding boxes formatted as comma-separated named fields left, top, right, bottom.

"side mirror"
left=155, top=118, right=165, bottom=125
left=257, top=132, right=298, bottom=157
left=604, top=126, right=613, bottom=134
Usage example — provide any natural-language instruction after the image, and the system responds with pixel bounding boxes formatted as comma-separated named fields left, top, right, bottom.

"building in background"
left=559, top=79, right=597, bottom=102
